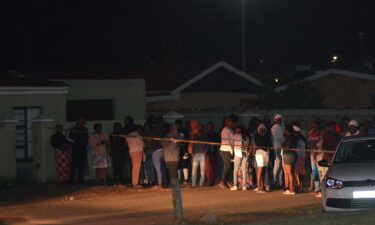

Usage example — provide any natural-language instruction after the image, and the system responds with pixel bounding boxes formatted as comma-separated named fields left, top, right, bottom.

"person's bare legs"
left=257, top=167, right=264, bottom=191
left=284, top=165, right=295, bottom=193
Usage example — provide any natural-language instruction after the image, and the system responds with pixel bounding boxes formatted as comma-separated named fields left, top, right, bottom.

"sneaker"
left=242, top=186, right=247, bottom=191
left=265, top=186, right=271, bottom=192
left=257, top=190, right=266, bottom=194
left=253, top=188, right=258, bottom=192
left=315, top=192, right=322, bottom=198
left=283, top=190, right=290, bottom=195
left=230, top=186, right=238, bottom=191
left=288, top=192, right=296, bottom=195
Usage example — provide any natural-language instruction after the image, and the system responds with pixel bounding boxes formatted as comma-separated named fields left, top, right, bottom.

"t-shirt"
left=192, top=134, right=209, bottom=154
left=220, top=127, right=234, bottom=152
left=162, top=133, right=180, bottom=162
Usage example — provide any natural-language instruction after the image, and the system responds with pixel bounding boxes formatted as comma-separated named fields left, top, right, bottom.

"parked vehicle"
left=320, top=136, right=375, bottom=211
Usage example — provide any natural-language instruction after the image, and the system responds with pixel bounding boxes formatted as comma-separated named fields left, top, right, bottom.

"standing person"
left=162, top=124, right=180, bottom=186
left=151, top=116, right=168, bottom=188
left=189, top=122, right=209, bottom=188
left=68, top=118, right=89, bottom=185
left=175, top=120, right=190, bottom=184
left=293, top=124, right=307, bottom=193
left=110, top=122, right=127, bottom=186
left=218, top=117, right=235, bottom=189
left=231, top=125, right=250, bottom=191
left=121, top=116, right=134, bottom=185
left=126, top=125, right=145, bottom=188
left=271, top=114, right=284, bottom=189
left=282, top=125, right=298, bottom=195
left=346, top=120, right=360, bottom=137
left=143, top=116, right=157, bottom=186
left=314, top=122, right=342, bottom=196
left=89, top=123, right=110, bottom=185
left=308, top=120, right=323, bottom=195
left=206, top=122, right=220, bottom=186
left=253, top=123, right=272, bottom=193
left=50, top=124, right=71, bottom=183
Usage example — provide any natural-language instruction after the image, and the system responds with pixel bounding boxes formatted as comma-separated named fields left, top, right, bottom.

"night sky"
left=1, top=0, right=375, bottom=75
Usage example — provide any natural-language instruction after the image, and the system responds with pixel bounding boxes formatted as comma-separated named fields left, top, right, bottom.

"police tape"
left=32, top=126, right=336, bottom=155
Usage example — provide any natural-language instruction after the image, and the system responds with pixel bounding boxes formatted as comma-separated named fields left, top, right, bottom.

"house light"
left=275, top=78, right=279, bottom=83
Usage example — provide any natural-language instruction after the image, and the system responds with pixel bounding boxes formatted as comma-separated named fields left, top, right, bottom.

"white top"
left=220, top=127, right=234, bottom=153
left=233, top=134, right=249, bottom=157
left=126, top=131, right=144, bottom=153
left=271, top=123, right=284, bottom=149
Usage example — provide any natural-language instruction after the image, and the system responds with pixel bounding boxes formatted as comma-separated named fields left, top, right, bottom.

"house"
left=275, top=68, right=375, bottom=109
left=145, top=61, right=263, bottom=113
left=0, top=73, right=146, bottom=182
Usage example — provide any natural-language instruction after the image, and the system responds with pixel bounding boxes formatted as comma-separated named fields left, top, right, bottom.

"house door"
left=13, top=107, right=43, bottom=181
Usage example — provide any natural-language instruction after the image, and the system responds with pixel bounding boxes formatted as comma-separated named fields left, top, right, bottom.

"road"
left=0, top=185, right=320, bottom=225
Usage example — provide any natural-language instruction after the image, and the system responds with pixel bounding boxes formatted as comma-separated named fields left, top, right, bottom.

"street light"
left=331, top=55, right=339, bottom=63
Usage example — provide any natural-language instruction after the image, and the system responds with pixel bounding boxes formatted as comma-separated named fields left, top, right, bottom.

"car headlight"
left=326, top=177, right=343, bottom=189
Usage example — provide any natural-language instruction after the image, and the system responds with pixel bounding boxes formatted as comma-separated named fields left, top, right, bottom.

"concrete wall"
left=311, top=74, right=375, bottom=108
left=62, top=79, right=146, bottom=121
left=0, top=94, right=66, bottom=122
left=0, top=122, right=16, bottom=179
left=148, top=92, right=257, bottom=112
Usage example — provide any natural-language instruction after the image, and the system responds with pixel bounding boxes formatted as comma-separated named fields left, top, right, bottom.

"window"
left=66, top=99, right=114, bottom=121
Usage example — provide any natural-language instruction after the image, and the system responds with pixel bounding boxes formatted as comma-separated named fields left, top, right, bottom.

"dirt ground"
left=0, top=184, right=322, bottom=225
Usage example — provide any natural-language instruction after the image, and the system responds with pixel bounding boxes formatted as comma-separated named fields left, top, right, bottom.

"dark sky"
left=1, top=0, right=375, bottom=75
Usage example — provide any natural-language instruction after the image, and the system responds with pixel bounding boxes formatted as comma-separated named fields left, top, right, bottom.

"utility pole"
left=241, top=0, right=246, bottom=72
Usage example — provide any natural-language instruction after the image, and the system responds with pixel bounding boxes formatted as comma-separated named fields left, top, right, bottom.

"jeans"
left=220, top=151, right=232, bottom=185
left=233, top=156, right=248, bottom=187
left=152, top=150, right=165, bottom=185
left=192, top=153, right=206, bottom=187
left=144, top=152, right=156, bottom=184
left=273, top=150, right=283, bottom=186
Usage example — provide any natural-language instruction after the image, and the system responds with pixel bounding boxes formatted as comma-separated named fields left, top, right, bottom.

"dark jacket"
left=68, top=125, right=89, bottom=150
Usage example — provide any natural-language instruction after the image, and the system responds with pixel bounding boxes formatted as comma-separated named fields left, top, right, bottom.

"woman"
left=282, top=124, right=298, bottom=195
left=253, top=123, right=272, bottom=193
left=162, top=124, right=180, bottom=186
left=231, top=125, right=249, bottom=191
left=89, top=123, right=110, bottom=185
left=126, top=125, right=145, bottom=188
left=293, top=124, right=307, bottom=193
left=50, top=124, right=71, bottom=183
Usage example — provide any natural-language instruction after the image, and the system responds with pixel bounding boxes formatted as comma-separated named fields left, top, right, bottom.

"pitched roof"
left=0, top=71, right=68, bottom=87
left=275, top=68, right=375, bottom=92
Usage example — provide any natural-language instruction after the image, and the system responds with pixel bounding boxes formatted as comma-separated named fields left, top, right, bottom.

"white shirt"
left=271, top=123, right=284, bottom=149
left=220, top=127, right=234, bottom=153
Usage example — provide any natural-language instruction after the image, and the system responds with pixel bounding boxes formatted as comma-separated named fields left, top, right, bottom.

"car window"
left=334, top=140, right=375, bottom=163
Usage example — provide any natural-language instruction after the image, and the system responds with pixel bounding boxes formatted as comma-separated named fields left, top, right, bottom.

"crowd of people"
left=50, top=114, right=375, bottom=197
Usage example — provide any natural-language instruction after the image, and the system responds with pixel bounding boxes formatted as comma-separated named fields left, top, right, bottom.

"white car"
left=320, top=136, right=375, bottom=211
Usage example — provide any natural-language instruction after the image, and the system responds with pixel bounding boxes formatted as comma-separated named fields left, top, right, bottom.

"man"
left=218, top=117, right=235, bottom=189
left=206, top=122, right=220, bottom=186
left=271, top=114, right=284, bottom=189
left=68, top=118, right=89, bottom=184
left=110, top=122, right=127, bottom=185
left=189, top=122, right=209, bottom=187
left=346, top=120, right=360, bottom=137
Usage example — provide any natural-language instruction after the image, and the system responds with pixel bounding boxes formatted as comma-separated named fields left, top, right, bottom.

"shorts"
left=282, top=150, right=296, bottom=165
left=255, top=149, right=269, bottom=167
